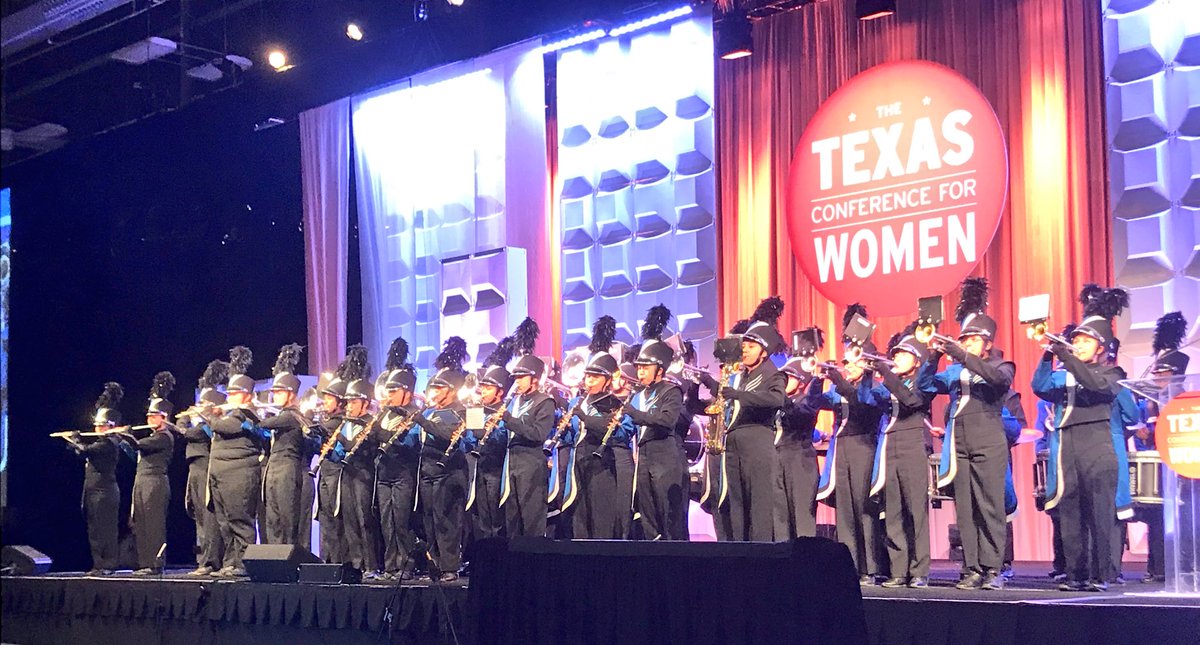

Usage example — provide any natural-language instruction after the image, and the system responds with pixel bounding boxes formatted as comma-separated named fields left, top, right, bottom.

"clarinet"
left=377, top=408, right=421, bottom=453
left=470, top=393, right=515, bottom=458
left=308, top=423, right=341, bottom=477
left=592, top=395, right=631, bottom=458
left=342, top=415, right=383, bottom=464
left=544, top=403, right=581, bottom=456
left=435, top=415, right=470, bottom=469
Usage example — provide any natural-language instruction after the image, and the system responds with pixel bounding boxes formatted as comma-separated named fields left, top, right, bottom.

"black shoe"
left=399, top=571, right=415, bottom=582
left=982, top=570, right=1005, bottom=590
left=858, top=575, right=877, bottom=586
left=1087, top=579, right=1108, bottom=592
left=438, top=572, right=459, bottom=583
left=1000, top=563, right=1014, bottom=580
left=1058, top=580, right=1088, bottom=592
left=908, top=577, right=929, bottom=588
left=956, top=571, right=984, bottom=590
left=1113, top=574, right=1125, bottom=586
left=1048, top=568, right=1067, bottom=581
left=880, top=577, right=907, bottom=588
left=1142, top=573, right=1164, bottom=583
left=131, top=568, right=159, bottom=576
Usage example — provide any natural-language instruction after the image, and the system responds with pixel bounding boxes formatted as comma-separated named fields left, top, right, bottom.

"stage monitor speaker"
left=1, top=545, right=52, bottom=576
left=299, top=562, right=361, bottom=585
left=243, top=544, right=320, bottom=583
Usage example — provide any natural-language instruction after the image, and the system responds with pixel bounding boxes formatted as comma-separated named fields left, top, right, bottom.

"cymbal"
left=1016, top=427, right=1044, bottom=445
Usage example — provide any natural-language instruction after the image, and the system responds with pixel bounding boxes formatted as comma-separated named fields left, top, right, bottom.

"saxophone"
left=592, top=395, right=631, bottom=458
left=704, top=364, right=735, bottom=455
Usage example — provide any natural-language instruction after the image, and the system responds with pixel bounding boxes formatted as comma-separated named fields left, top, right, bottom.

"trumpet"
left=913, top=322, right=960, bottom=348
left=1026, top=320, right=1077, bottom=353
left=540, top=377, right=574, bottom=397
left=669, top=359, right=713, bottom=383
left=592, top=395, right=632, bottom=458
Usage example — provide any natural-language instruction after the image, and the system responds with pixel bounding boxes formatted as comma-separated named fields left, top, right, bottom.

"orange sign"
left=786, top=60, right=1008, bottom=316
left=1156, top=390, right=1200, bottom=479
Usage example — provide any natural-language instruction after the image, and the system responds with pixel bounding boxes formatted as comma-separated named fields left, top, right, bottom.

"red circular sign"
left=1156, top=390, right=1200, bottom=480
left=786, top=60, right=1008, bottom=316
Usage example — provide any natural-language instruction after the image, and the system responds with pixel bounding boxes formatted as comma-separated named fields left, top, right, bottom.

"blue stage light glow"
left=608, top=5, right=694, bottom=38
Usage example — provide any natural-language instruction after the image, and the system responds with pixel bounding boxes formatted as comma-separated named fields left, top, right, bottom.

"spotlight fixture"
left=717, top=12, right=752, bottom=60
left=346, top=22, right=364, bottom=40
left=446, top=0, right=465, bottom=6
left=856, top=0, right=895, bottom=20
left=267, top=49, right=288, bottom=70
left=414, top=0, right=429, bottom=22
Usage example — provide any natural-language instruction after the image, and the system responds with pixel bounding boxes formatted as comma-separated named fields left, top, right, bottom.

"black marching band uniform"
left=335, top=374, right=381, bottom=575
left=128, top=372, right=177, bottom=575
left=69, top=382, right=125, bottom=575
left=472, top=337, right=515, bottom=544
left=181, top=361, right=227, bottom=575
left=373, top=337, right=422, bottom=580
left=260, top=344, right=313, bottom=546
left=500, top=319, right=553, bottom=539
left=774, top=336, right=821, bottom=541
left=314, top=350, right=357, bottom=564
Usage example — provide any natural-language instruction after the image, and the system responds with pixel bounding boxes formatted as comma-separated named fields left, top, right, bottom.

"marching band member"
left=373, top=337, right=422, bottom=581
left=809, top=305, right=889, bottom=583
left=628, top=305, right=686, bottom=541
left=774, top=329, right=823, bottom=540
left=704, top=297, right=788, bottom=542
left=336, top=363, right=381, bottom=577
left=1034, top=328, right=1072, bottom=582
left=700, top=319, right=751, bottom=542
left=871, top=327, right=934, bottom=588
left=66, top=382, right=125, bottom=576
left=412, top=337, right=473, bottom=582
left=499, top=319, right=554, bottom=539
left=611, top=349, right=641, bottom=538
left=129, top=372, right=178, bottom=575
left=260, top=344, right=312, bottom=545
left=314, top=350, right=357, bottom=564
left=473, top=338, right=515, bottom=542
left=182, top=361, right=227, bottom=576
left=1032, top=285, right=1131, bottom=591
left=209, top=346, right=268, bottom=577
left=918, top=278, right=1015, bottom=590
left=670, top=338, right=703, bottom=541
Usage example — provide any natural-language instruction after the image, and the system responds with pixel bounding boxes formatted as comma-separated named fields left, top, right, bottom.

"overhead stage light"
left=536, top=28, right=607, bottom=55
left=446, top=0, right=465, bottom=6
left=717, top=12, right=752, bottom=60
left=267, top=49, right=288, bottom=70
left=608, top=5, right=693, bottom=38
left=346, top=22, right=364, bottom=40
left=857, top=0, right=895, bottom=20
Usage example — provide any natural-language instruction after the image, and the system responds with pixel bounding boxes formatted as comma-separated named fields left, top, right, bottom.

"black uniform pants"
left=377, top=474, right=417, bottom=574
left=833, top=433, right=881, bottom=575
left=613, top=447, right=635, bottom=539
left=504, top=446, right=548, bottom=538
left=774, top=444, right=818, bottom=540
left=474, top=461, right=505, bottom=540
left=1137, top=506, right=1164, bottom=576
left=186, top=460, right=222, bottom=568
left=677, top=444, right=692, bottom=541
left=297, top=465, right=315, bottom=551
left=883, top=431, right=930, bottom=578
left=1049, top=510, right=1066, bottom=572
left=722, top=427, right=778, bottom=542
left=341, top=465, right=378, bottom=571
left=636, top=438, right=685, bottom=540
left=209, top=457, right=261, bottom=570
left=574, top=446, right=620, bottom=539
left=264, top=459, right=304, bottom=545
left=706, top=452, right=734, bottom=541
left=317, top=465, right=344, bottom=563
left=83, top=483, right=120, bottom=570
left=420, top=464, right=468, bottom=574
left=1059, top=422, right=1119, bottom=583
left=951, top=420, right=1008, bottom=574
left=132, top=474, right=170, bottom=570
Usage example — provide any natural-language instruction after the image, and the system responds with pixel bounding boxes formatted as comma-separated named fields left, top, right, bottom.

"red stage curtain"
left=716, top=0, right=1108, bottom=561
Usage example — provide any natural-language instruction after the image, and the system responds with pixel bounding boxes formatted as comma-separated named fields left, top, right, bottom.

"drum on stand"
left=927, top=454, right=951, bottom=508
left=1033, top=450, right=1049, bottom=511
left=1128, top=450, right=1164, bottom=506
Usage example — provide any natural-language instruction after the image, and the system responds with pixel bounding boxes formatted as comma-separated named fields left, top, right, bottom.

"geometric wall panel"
left=556, top=13, right=719, bottom=355
left=1106, top=0, right=1200, bottom=373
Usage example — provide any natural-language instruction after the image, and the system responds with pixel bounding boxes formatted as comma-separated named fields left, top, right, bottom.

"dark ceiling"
left=1, top=0, right=682, bottom=167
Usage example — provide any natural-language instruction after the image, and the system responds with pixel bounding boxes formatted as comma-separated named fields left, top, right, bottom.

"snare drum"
left=928, top=454, right=952, bottom=507
left=1033, top=450, right=1049, bottom=511
left=1128, top=450, right=1164, bottom=506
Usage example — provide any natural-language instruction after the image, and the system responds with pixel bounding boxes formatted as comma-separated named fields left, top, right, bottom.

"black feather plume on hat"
left=339, top=344, right=370, bottom=382
left=96, top=382, right=123, bottom=410
left=385, top=337, right=410, bottom=371
left=751, top=296, right=785, bottom=325
left=514, top=318, right=540, bottom=356
left=150, top=371, right=176, bottom=399
left=641, top=304, right=672, bottom=341
left=842, top=303, right=868, bottom=333
left=228, top=346, right=253, bottom=377
left=273, top=343, right=304, bottom=376
left=887, top=322, right=919, bottom=353
left=729, top=319, right=752, bottom=335
left=1078, top=283, right=1104, bottom=311
left=955, top=278, right=988, bottom=324
left=623, top=344, right=640, bottom=364
left=199, top=360, right=228, bottom=390
left=1153, top=312, right=1188, bottom=355
left=435, top=337, right=469, bottom=372
left=1084, top=286, right=1129, bottom=320
left=589, top=316, right=617, bottom=354
left=483, top=336, right=516, bottom=368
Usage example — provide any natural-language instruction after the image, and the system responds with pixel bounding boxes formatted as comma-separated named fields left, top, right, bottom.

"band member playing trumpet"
left=497, top=319, right=553, bottom=539
left=210, top=346, right=268, bottom=577
left=314, top=348, right=359, bottom=564
left=809, top=305, right=890, bottom=583
left=412, top=338, right=473, bottom=582
left=337, top=372, right=381, bottom=577
left=373, top=337, right=422, bottom=581
left=64, top=382, right=125, bottom=575
left=871, top=327, right=934, bottom=588
left=918, top=278, right=1015, bottom=590
left=1032, top=285, right=1131, bottom=591
left=629, top=305, right=686, bottom=541
left=773, top=329, right=823, bottom=540
left=128, top=372, right=178, bottom=575
left=181, top=360, right=227, bottom=575
left=260, top=343, right=312, bottom=546
left=472, top=338, right=515, bottom=542
left=702, top=297, right=788, bottom=542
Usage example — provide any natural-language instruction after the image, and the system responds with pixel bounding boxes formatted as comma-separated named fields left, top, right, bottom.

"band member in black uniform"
left=473, top=337, right=516, bottom=542
left=500, top=318, right=554, bottom=538
left=611, top=352, right=640, bottom=538
left=629, top=305, right=686, bottom=541
left=126, top=372, right=178, bottom=575
left=181, top=361, right=227, bottom=575
left=64, top=382, right=125, bottom=575
left=260, top=343, right=312, bottom=545
left=918, top=278, right=1015, bottom=590
left=774, top=328, right=823, bottom=541
left=374, top=337, right=423, bottom=580
left=872, top=327, right=934, bottom=588
left=669, top=338, right=702, bottom=541
left=209, top=346, right=268, bottom=577
left=700, top=319, right=751, bottom=542
left=337, top=371, right=381, bottom=576
left=704, top=298, right=788, bottom=542
left=412, top=337, right=472, bottom=582
left=809, top=305, right=890, bottom=582
left=314, top=348, right=358, bottom=564
left=1032, top=286, right=1130, bottom=591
